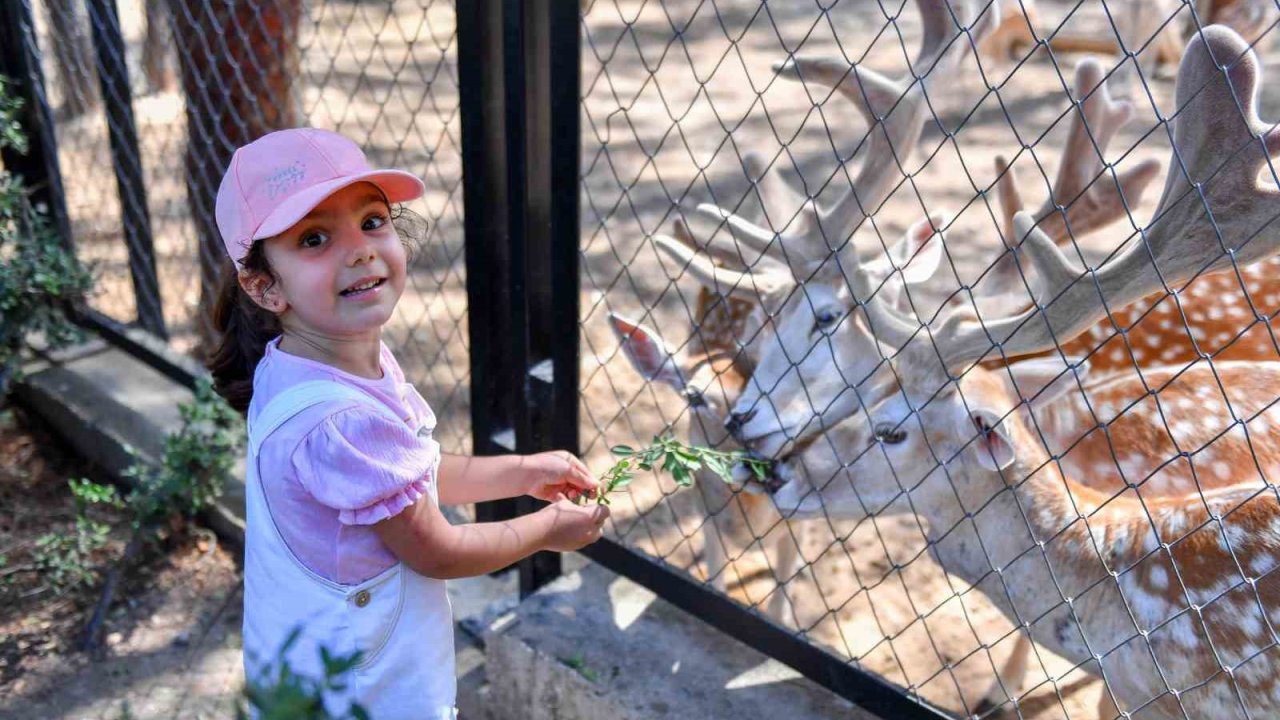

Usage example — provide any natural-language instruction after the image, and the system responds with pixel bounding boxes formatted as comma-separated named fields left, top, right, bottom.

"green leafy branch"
left=589, top=435, right=773, bottom=505
left=80, top=377, right=243, bottom=651
left=239, top=627, right=370, bottom=720
left=0, top=75, right=92, bottom=394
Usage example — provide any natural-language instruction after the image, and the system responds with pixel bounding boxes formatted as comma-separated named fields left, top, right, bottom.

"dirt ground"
left=0, top=407, right=245, bottom=719
left=25, top=0, right=1280, bottom=717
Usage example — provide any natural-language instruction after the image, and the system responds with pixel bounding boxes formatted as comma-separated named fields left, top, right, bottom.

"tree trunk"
left=141, top=0, right=174, bottom=93
left=44, top=0, right=98, bottom=118
left=165, top=0, right=301, bottom=353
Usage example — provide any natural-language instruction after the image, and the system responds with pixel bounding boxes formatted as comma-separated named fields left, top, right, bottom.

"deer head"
left=770, top=347, right=1086, bottom=519
left=772, top=24, right=1280, bottom=516
left=689, top=0, right=1000, bottom=456
left=724, top=12, right=1161, bottom=459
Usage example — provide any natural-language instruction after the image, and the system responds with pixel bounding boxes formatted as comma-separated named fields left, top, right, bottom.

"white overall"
left=242, top=381, right=457, bottom=719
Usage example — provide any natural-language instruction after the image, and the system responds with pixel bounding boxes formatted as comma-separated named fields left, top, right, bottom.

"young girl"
left=208, top=127, right=609, bottom=718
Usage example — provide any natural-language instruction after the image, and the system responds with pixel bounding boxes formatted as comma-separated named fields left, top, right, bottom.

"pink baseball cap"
left=215, top=127, right=425, bottom=265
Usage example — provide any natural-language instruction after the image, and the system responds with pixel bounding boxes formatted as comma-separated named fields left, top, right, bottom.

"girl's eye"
left=813, top=309, right=839, bottom=333
left=299, top=231, right=328, bottom=249
left=874, top=423, right=907, bottom=445
left=363, top=214, right=387, bottom=231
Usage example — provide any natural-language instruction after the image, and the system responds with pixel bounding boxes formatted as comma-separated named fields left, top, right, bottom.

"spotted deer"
left=978, top=0, right=1273, bottom=67
left=772, top=25, right=1280, bottom=717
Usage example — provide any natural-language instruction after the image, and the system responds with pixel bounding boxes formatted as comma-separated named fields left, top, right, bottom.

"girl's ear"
left=238, top=271, right=287, bottom=313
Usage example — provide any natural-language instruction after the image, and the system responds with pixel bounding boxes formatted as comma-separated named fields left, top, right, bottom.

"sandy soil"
left=26, top=0, right=1280, bottom=717
left=0, top=407, right=245, bottom=719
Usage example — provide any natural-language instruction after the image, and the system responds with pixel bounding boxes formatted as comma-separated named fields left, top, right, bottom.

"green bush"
left=26, top=479, right=120, bottom=596
left=123, top=377, right=243, bottom=527
left=0, top=76, right=93, bottom=392
left=239, top=627, right=371, bottom=720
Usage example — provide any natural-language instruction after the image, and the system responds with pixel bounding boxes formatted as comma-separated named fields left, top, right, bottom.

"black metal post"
left=0, top=0, right=73, bottom=250
left=460, top=0, right=576, bottom=594
left=459, top=0, right=521, bottom=528
left=545, top=0, right=582, bottom=473
left=507, top=0, right=582, bottom=597
left=85, top=0, right=167, bottom=339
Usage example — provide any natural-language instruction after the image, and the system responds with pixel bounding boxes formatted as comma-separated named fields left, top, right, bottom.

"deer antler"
left=653, top=216, right=795, bottom=299
left=859, top=25, right=1280, bottom=371
left=1013, top=58, right=1163, bottom=244
left=692, top=0, right=999, bottom=276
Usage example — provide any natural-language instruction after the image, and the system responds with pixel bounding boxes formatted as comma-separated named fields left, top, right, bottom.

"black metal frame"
left=2, top=0, right=164, bottom=337
left=3, top=1, right=957, bottom=715
left=84, top=0, right=165, bottom=338
left=0, top=0, right=73, bottom=249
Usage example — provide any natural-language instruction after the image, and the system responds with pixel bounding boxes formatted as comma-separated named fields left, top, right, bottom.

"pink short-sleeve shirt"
left=248, top=337, right=440, bottom=585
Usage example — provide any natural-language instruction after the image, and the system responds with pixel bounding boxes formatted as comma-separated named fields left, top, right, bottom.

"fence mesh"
left=579, top=0, right=1280, bottom=717
left=20, top=0, right=1280, bottom=716
left=29, top=0, right=471, bottom=454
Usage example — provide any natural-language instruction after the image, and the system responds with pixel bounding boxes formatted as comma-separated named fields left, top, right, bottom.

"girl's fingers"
left=561, top=462, right=598, bottom=490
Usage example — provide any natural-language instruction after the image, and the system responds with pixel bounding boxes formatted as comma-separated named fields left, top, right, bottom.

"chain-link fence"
left=8, top=0, right=1280, bottom=716
left=578, top=0, right=1280, bottom=717
left=19, top=0, right=470, bottom=453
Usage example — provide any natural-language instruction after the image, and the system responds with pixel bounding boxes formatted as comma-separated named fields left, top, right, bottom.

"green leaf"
left=610, top=445, right=635, bottom=456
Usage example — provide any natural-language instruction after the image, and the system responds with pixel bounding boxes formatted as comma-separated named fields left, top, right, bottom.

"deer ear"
left=892, top=214, right=946, bottom=286
left=608, top=313, right=686, bottom=389
left=864, top=215, right=946, bottom=311
left=970, top=408, right=1015, bottom=472
left=1005, top=356, right=1090, bottom=407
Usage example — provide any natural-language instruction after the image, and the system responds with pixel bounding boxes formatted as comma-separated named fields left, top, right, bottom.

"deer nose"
left=725, top=409, right=757, bottom=436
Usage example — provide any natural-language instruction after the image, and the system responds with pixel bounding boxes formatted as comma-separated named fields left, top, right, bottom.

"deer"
left=627, top=0, right=1000, bottom=620
left=769, top=24, right=1280, bottom=717
left=607, top=217, right=805, bottom=625
left=977, top=0, right=1273, bottom=70
left=716, top=47, right=1162, bottom=464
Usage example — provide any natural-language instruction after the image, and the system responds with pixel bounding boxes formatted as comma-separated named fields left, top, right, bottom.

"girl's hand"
left=539, top=499, right=610, bottom=552
left=523, top=450, right=600, bottom=503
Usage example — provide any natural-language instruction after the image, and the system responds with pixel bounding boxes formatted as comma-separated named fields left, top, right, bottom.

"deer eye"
left=813, top=309, right=840, bottom=333
left=684, top=386, right=706, bottom=408
left=874, top=423, right=907, bottom=445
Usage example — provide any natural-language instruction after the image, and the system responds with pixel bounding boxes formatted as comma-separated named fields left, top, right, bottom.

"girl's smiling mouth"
left=339, top=277, right=387, bottom=297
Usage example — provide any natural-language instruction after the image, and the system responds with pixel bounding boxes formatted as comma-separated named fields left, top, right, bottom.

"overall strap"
left=248, top=381, right=402, bottom=458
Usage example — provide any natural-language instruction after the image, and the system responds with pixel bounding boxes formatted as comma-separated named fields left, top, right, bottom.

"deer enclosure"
left=24, top=0, right=1280, bottom=716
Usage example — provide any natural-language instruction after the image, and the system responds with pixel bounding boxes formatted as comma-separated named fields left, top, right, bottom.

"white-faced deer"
left=665, top=0, right=1000, bottom=460
left=772, top=25, right=1280, bottom=717
left=721, top=52, right=1161, bottom=462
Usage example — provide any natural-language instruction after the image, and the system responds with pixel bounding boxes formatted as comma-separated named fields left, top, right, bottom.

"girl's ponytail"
left=207, top=243, right=280, bottom=415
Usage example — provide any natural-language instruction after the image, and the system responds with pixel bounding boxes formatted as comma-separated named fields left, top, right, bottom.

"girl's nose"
left=344, top=230, right=376, bottom=266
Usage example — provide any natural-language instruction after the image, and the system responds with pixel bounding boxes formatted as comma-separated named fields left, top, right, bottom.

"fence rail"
left=6, top=0, right=1280, bottom=717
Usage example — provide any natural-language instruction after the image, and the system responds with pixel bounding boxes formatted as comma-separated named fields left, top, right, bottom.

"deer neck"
left=924, top=419, right=1149, bottom=666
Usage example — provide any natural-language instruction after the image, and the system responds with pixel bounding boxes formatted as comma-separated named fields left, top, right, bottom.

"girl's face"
left=242, top=182, right=406, bottom=340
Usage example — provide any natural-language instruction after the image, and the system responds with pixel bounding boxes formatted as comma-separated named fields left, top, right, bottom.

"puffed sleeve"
left=290, top=406, right=439, bottom=525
